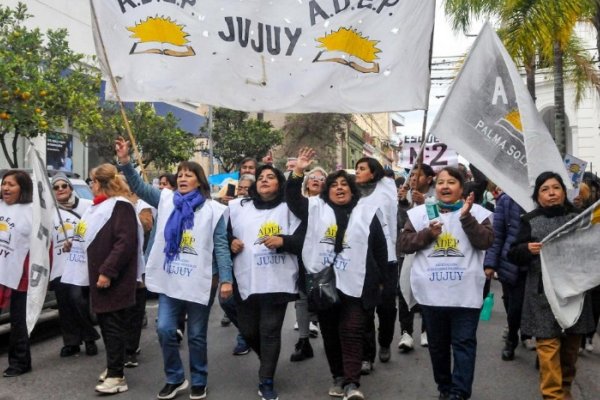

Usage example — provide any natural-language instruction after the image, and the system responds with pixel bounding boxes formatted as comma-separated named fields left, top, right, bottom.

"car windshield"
left=72, top=184, right=93, bottom=200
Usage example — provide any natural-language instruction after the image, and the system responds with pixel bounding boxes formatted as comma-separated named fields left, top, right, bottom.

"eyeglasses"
left=238, top=186, right=251, bottom=191
left=308, top=175, right=325, bottom=182
left=53, top=183, right=69, bottom=190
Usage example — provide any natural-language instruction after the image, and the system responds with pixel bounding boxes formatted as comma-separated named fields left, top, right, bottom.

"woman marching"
left=61, top=164, right=143, bottom=394
left=399, top=166, right=494, bottom=400
left=508, top=171, right=595, bottom=400
left=286, top=148, right=388, bottom=400
left=116, top=138, right=233, bottom=400
left=0, top=170, right=33, bottom=377
left=49, top=173, right=100, bottom=358
left=228, top=164, right=301, bottom=400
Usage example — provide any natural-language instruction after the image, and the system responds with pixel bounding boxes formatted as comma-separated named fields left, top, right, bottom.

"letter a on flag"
left=429, top=23, right=570, bottom=212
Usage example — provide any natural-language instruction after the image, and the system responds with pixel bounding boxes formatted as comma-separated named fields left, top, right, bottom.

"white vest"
left=0, top=202, right=32, bottom=289
left=146, top=190, right=226, bottom=305
left=408, top=204, right=492, bottom=309
left=50, top=199, right=92, bottom=280
left=61, top=197, right=144, bottom=286
left=229, top=198, right=299, bottom=301
left=358, top=177, right=398, bottom=262
left=302, top=197, right=378, bottom=298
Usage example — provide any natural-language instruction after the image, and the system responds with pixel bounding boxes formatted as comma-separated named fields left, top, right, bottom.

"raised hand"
left=460, top=192, right=474, bottom=217
left=115, top=137, right=131, bottom=164
left=294, top=147, right=316, bottom=175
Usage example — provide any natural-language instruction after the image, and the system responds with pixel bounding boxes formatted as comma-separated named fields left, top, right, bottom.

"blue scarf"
left=437, top=199, right=464, bottom=213
left=164, top=190, right=205, bottom=263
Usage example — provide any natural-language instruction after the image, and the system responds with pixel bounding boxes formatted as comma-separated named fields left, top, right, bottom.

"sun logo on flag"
left=0, top=221, right=11, bottom=244
left=428, top=232, right=464, bottom=258
left=179, top=231, right=198, bottom=255
left=255, top=221, right=283, bottom=245
left=127, top=16, right=195, bottom=57
left=495, top=108, right=524, bottom=146
left=313, top=27, right=381, bottom=74
left=592, top=206, right=600, bottom=225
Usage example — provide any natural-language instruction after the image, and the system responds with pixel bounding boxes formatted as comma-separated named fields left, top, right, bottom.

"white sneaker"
left=95, top=377, right=128, bottom=394
left=397, top=331, right=414, bottom=352
left=98, top=369, right=107, bottom=382
left=293, top=321, right=299, bottom=330
left=309, top=321, right=319, bottom=337
left=585, top=338, right=594, bottom=352
left=523, top=338, right=536, bottom=351
left=421, top=331, right=428, bottom=347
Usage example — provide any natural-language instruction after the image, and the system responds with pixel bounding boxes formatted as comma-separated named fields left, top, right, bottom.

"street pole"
left=208, top=105, right=214, bottom=175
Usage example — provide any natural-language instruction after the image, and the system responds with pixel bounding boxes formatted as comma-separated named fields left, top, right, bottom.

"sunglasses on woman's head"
left=308, top=175, right=325, bottom=182
left=53, top=183, right=69, bottom=190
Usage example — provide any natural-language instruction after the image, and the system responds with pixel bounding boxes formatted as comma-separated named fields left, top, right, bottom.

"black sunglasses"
left=53, top=183, right=69, bottom=190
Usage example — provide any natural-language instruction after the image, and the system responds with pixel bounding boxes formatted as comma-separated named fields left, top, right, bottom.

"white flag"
left=429, top=23, right=570, bottom=212
left=91, top=0, right=434, bottom=113
left=26, top=145, right=56, bottom=334
left=540, top=200, right=600, bottom=329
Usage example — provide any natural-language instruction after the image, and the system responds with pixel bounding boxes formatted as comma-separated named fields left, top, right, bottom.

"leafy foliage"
left=204, top=108, right=283, bottom=172
left=281, top=113, right=351, bottom=172
left=88, top=102, right=198, bottom=171
left=0, top=2, right=103, bottom=167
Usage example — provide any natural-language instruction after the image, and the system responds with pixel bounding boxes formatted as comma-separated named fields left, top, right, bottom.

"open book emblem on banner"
left=428, top=232, right=464, bottom=258
left=127, top=16, right=196, bottom=57
left=313, top=27, right=381, bottom=74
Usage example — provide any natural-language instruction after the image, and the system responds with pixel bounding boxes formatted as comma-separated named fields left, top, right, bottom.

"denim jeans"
left=421, top=306, right=480, bottom=399
left=157, top=294, right=212, bottom=386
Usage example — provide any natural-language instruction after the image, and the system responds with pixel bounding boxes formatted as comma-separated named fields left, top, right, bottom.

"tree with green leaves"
left=280, top=113, right=351, bottom=172
left=88, top=102, right=198, bottom=171
left=204, top=108, right=283, bottom=172
left=0, top=2, right=103, bottom=167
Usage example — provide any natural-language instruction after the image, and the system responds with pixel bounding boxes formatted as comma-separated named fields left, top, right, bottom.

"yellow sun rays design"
left=504, top=109, right=523, bottom=132
left=127, top=16, right=190, bottom=46
left=316, top=28, right=381, bottom=63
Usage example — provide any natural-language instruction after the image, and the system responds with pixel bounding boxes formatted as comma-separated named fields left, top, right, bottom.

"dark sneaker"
left=258, top=379, right=278, bottom=400
left=3, top=366, right=31, bottom=378
left=189, top=385, right=207, bottom=399
left=85, top=341, right=98, bottom=356
left=379, top=346, right=391, bottom=363
left=233, top=342, right=250, bottom=356
left=290, top=338, right=314, bottom=362
left=439, top=392, right=451, bottom=400
left=221, top=315, right=231, bottom=327
left=60, top=345, right=80, bottom=357
left=343, top=383, right=364, bottom=400
left=328, top=376, right=345, bottom=397
left=158, top=380, right=189, bottom=399
left=359, top=361, right=372, bottom=375
left=124, top=353, right=139, bottom=368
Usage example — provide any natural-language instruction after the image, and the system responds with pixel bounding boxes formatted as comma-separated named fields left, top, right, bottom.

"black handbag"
left=305, top=254, right=340, bottom=311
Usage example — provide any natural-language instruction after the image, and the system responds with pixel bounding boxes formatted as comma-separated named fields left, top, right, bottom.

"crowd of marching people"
left=1, top=140, right=600, bottom=400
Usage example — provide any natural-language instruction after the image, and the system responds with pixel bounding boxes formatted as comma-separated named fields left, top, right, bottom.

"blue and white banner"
left=91, top=0, right=434, bottom=113
left=26, top=145, right=56, bottom=334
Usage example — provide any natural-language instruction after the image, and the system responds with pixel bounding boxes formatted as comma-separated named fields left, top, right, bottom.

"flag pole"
left=89, top=0, right=147, bottom=181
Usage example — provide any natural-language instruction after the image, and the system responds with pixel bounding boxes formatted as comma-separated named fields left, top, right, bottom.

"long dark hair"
left=1, top=170, right=33, bottom=204
left=243, top=165, right=286, bottom=206
left=320, top=170, right=361, bottom=206
left=176, top=161, right=211, bottom=198
left=355, top=157, right=385, bottom=183
left=532, top=171, right=573, bottom=208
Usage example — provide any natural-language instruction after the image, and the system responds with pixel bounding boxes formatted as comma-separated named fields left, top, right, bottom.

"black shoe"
left=501, top=341, right=515, bottom=361
left=360, top=361, right=373, bottom=375
left=157, top=380, right=189, bottom=399
left=439, top=392, right=451, bottom=400
left=3, top=366, right=31, bottom=377
left=124, top=353, right=138, bottom=368
left=60, top=345, right=80, bottom=357
left=221, top=315, right=231, bottom=327
left=190, top=385, right=207, bottom=399
left=290, top=338, right=314, bottom=362
left=85, top=341, right=98, bottom=356
left=379, top=346, right=391, bottom=363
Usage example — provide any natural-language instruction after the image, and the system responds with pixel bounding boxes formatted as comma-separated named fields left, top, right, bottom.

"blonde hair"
left=302, top=166, right=328, bottom=197
left=91, top=164, right=131, bottom=198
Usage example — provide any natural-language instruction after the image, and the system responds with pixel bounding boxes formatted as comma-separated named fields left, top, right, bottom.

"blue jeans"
left=157, top=294, right=212, bottom=386
left=421, top=306, right=480, bottom=399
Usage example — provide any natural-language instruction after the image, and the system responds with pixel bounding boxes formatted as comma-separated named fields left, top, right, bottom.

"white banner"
left=398, top=133, right=458, bottom=171
left=540, top=199, right=600, bottom=329
left=429, top=23, right=570, bottom=212
left=91, top=0, right=434, bottom=113
left=563, top=153, right=587, bottom=200
left=26, top=146, right=56, bottom=334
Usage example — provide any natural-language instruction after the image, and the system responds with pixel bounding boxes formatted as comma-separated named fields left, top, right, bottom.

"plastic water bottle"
left=425, top=197, right=440, bottom=221
left=480, top=292, right=494, bottom=321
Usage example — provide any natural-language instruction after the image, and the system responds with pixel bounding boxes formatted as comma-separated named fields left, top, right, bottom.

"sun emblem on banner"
left=319, top=224, right=350, bottom=249
left=495, top=109, right=524, bottom=146
left=255, top=221, right=283, bottom=245
left=592, top=206, right=600, bottom=225
left=56, top=222, right=74, bottom=243
left=428, top=232, right=464, bottom=258
left=127, top=16, right=196, bottom=57
left=0, top=221, right=11, bottom=244
left=179, top=231, right=198, bottom=255
left=313, top=27, right=381, bottom=74
left=73, top=221, right=87, bottom=242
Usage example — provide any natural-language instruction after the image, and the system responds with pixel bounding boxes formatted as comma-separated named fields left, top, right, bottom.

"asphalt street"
left=1, top=281, right=599, bottom=400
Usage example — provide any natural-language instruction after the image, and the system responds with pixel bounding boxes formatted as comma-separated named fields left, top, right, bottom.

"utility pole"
left=208, top=105, right=214, bottom=175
